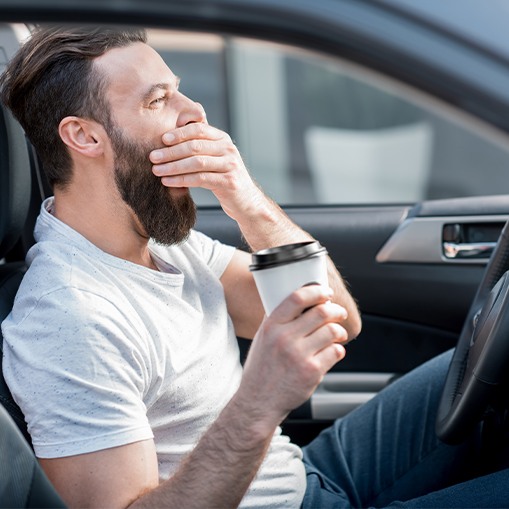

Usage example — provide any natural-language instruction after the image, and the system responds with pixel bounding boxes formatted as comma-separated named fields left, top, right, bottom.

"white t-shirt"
left=2, top=198, right=306, bottom=508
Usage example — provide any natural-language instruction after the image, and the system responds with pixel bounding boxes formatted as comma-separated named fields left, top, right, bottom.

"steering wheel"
left=436, top=220, right=509, bottom=444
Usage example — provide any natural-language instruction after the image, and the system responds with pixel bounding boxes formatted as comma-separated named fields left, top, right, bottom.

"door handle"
left=443, top=241, right=496, bottom=259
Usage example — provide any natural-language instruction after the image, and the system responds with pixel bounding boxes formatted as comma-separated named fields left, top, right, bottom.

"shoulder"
left=151, top=230, right=236, bottom=278
left=4, top=240, right=148, bottom=355
left=11, top=241, right=129, bottom=325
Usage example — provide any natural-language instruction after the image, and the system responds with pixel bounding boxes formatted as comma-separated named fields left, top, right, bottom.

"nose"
left=176, top=95, right=207, bottom=127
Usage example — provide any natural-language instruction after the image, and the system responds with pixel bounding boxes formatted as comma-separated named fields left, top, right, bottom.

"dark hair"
left=0, top=25, right=147, bottom=188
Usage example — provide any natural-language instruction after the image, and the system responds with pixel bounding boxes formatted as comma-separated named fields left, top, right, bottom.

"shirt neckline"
left=35, top=197, right=185, bottom=283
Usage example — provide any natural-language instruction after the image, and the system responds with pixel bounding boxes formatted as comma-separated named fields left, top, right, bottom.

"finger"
left=300, top=303, right=349, bottom=343
left=160, top=123, right=226, bottom=148
left=270, top=285, right=334, bottom=324
left=313, top=342, right=346, bottom=372
left=304, top=300, right=347, bottom=323
left=159, top=170, right=224, bottom=190
left=303, top=321, right=348, bottom=355
left=151, top=139, right=229, bottom=168
left=154, top=158, right=235, bottom=190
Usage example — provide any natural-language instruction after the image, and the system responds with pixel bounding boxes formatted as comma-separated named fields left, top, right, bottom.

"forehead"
left=93, top=42, right=176, bottom=102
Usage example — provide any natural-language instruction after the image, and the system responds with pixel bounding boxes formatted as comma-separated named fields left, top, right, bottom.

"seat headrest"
left=0, top=104, right=31, bottom=259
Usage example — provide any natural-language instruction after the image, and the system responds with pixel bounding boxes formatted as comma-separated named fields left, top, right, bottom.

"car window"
left=149, top=29, right=509, bottom=206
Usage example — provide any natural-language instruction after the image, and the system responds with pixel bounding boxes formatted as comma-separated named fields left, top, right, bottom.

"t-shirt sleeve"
left=190, top=230, right=236, bottom=278
left=2, top=286, right=154, bottom=459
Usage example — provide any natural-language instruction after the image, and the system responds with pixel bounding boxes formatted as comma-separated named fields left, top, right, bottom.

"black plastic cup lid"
left=249, top=241, right=327, bottom=271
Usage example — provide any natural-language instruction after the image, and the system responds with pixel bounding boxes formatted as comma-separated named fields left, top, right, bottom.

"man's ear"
left=58, top=116, right=106, bottom=158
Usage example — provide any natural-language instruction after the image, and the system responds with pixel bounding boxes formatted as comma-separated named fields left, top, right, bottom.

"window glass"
left=148, top=30, right=509, bottom=206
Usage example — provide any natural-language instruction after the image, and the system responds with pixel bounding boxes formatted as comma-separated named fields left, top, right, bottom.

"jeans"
left=301, top=350, right=509, bottom=508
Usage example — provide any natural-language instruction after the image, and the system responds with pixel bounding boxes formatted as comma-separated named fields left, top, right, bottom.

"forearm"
left=130, top=392, right=275, bottom=509
left=234, top=189, right=362, bottom=340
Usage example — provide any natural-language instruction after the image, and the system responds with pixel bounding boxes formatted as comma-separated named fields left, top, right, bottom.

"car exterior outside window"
left=148, top=29, right=509, bottom=207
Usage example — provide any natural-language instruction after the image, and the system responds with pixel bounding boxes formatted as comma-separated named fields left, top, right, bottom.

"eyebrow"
left=142, top=76, right=181, bottom=103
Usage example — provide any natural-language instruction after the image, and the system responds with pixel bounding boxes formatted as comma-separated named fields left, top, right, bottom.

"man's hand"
left=150, top=123, right=263, bottom=222
left=239, top=284, right=348, bottom=428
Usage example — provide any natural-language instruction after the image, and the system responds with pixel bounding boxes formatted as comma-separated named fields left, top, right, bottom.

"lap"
left=301, top=350, right=497, bottom=508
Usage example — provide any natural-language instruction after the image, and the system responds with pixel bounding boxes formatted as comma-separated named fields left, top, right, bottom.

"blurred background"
left=146, top=0, right=509, bottom=207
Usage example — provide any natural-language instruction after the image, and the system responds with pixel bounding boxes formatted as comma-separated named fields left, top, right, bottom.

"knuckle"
left=225, top=159, right=238, bottom=173
left=325, top=322, right=340, bottom=336
left=315, top=304, right=330, bottom=320
left=325, top=322, right=346, bottom=339
left=166, top=148, right=178, bottom=161
left=332, top=303, right=347, bottom=320
left=195, top=122, right=207, bottom=137
left=221, top=130, right=233, bottom=143
left=225, top=143, right=237, bottom=155
left=195, top=155, right=207, bottom=169
left=189, top=140, right=202, bottom=155
left=223, top=167, right=240, bottom=189
left=335, top=342, right=346, bottom=358
left=174, top=129, right=184, bottom=142
left=174, top=176, right=186, bottom=186
left=289, top=291, right=307, bottom=308
left=301, top=358, right=323, bottom=381
left=330, top=323, right=347, bottom=342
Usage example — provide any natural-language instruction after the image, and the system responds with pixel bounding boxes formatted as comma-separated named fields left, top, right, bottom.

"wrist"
left=243, top=207, right=312, bottom=253
left=226, top=387, right=283, bottom=443
left=221, top=183, right=267, bottom=223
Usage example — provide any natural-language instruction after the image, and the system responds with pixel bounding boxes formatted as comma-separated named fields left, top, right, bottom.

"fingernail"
left=151, top=150, right=163, bottom=162
left=334, top=343, right=346, bottom=359
left=163, top=132, right=175, bottom=144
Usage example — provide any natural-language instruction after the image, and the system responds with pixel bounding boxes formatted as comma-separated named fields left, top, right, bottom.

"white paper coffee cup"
left=249, top=241, right=328, bottom=315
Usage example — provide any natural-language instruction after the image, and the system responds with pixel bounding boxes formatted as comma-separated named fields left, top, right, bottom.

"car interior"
left=2, top=10, right=509, bottom=505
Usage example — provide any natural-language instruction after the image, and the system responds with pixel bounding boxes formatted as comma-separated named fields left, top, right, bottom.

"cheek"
left=115, top=109, right=177, bottom=149
left=141, top=118, right=175, bottom=149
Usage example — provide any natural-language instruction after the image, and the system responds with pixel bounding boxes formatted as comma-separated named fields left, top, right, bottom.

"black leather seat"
left=0, top=404, right=65, bottom=508
left=0, top=101, right=32, bottom=440
left=0, top=262, right=27, bottom=440
left=0, top=103, right=65, bottom=507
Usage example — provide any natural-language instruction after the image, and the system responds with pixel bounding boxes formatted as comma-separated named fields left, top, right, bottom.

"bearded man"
left=4, top=25, right=503, bottom=509
left=1, top=26, right=360, bottom=509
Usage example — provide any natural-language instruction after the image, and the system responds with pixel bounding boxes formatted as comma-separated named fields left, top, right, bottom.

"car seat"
left=0, top=103, right=66, bottom=507
left=0, top=103, right=31, bottom=441
left=0, top=405, right=65, bottom=508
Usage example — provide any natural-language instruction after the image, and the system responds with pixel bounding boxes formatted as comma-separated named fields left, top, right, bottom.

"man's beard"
left=110, top=127, right=196, bottom=246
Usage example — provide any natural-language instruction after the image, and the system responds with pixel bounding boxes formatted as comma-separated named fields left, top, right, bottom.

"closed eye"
left=152, top=96, right=166, bottom=104
left=143, top=82, right=174, bottom=109
left=149, top=94, right=168, bottom=109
